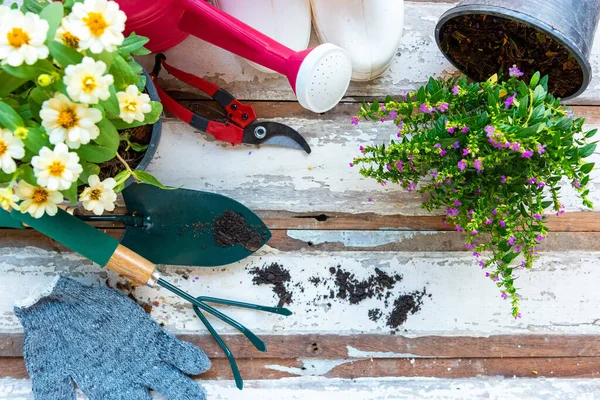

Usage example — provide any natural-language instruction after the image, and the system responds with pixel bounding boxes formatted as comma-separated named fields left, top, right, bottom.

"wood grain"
left=3, top=356, right=600, bottom=380
left=105, top=244, right=157, bottom=286
left=4, top=333, right=600, bottom=358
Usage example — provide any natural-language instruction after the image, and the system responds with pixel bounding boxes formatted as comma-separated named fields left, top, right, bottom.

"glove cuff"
left=14, top=276, right=61, bottom=311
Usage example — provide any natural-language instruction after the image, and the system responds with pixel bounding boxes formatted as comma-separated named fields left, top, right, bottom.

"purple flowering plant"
left=351, top=72, right=597, bottom=318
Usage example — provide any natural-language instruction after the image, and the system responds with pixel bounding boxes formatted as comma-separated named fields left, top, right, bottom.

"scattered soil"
left=439, top=14, right=584, bottom=98
left=386, top=289, right=430, bottom=332
left=105, top=278, right=153, bottom=314
left=213, top=210, right=266, bottom=251
left=331, top=266, right=402, bottom=304
left=248, top=263, right=429, bottom=332
left=248, top=262, right=292, bottom=307
left=98, top=124, right=153, bottom=181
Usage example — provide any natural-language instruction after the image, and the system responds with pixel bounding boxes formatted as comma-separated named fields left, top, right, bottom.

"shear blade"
left=243, top=121, right=311, bottom=153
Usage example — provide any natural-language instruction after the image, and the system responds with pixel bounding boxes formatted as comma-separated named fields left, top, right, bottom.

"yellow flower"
left=117, top=85, right=152, bottom=123
left=79, top=174, right=117, bottom=215
left=0, top=8, right=49, bottom=66
left=31, top=144, right=83, bottom=191
left=0, top=129, right=25, bottom=174
left=15, top=180, right=63, bottom=218
left=40, top=93, right=102, bottom=149
left=0, top=186, right=18, bottom=212
left=63, top=57, right=113, bottom=104
left=67, top=0, right=126, bottom=54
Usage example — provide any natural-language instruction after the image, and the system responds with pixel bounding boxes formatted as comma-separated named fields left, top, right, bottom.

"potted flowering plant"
left=351, top=67, right=596, bottom=317
left=0, top=0, right=163, bottom=219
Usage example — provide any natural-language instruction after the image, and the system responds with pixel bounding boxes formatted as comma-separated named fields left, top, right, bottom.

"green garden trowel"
left=0, top=183, right=271, bottom=267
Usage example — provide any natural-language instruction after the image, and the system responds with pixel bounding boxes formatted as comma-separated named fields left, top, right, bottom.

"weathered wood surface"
left=2, top=377, right=600, bottom=400
left=1, top=250, right=599, bottom=336
left=138, top=2, right=600, bottom=105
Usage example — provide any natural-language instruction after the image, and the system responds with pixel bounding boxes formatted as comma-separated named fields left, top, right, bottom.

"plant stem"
left=115, top=151, right=133, bottom=173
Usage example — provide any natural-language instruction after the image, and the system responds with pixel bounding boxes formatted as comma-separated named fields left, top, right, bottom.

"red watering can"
left=118, top=0, right=352, bottom=113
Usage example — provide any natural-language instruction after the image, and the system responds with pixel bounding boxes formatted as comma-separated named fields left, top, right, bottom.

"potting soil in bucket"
left=435, top=0, right=600, bottom=99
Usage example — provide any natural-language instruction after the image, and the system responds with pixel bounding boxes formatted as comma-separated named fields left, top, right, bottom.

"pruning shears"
left=150, top=54, right=311, bottom=153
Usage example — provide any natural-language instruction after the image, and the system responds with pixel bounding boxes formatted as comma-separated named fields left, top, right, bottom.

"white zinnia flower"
left=55, top=18, right=81, bottom=50
left=15, top=180, right=63, bottom=218
left=0, top=129, right=25, bottom=174
left=117, top=85, right=152, bottom=123
left=0, top=9, right=49, bottom=66
left=67, top=0, right=126, bottom=54
left=40, top=93, right=102, bottom=149
left=31, top=144, right=83, bottom=191
left=0, top=186, right=19, bottom=212
left=79, top=174, right=116, bottom=215
left=64, top=57, right=113, bottom=104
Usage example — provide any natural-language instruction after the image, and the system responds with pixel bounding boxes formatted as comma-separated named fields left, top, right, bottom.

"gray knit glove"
left=14, top=276, right=211, bottom=400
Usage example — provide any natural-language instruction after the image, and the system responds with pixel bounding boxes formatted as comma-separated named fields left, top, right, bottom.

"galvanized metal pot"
left=435, top=0, right=600, bottom=99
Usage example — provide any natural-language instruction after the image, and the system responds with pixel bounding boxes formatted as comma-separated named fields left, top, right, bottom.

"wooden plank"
left=4, top=228, right=600, bottom=253
left=4, top=333, right=600, bottom=359
left=2, top=376, right=600, bottom=400
left=145, top=117, right=600, bottom=216
left=1, top=251, right=600, bottom=336
left=138, top=3, right=600, bottom=105
left=3, top=356, right=600, bottom=380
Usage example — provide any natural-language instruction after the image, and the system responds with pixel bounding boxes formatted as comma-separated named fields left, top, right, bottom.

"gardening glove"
left=14, top=276, right=211, bottom=400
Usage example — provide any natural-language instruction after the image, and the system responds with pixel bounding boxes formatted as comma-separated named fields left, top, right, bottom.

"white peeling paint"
left=2, top=249, right=600, bottom=336
left=346, top=345, right=430, bottom=359
left=287, top=230, right=440, bottom=247
left=265, top=359, right=350, bottom=377
left=3, top=377, right=600, bottom=400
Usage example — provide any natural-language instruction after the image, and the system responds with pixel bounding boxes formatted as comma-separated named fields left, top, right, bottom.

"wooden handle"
left=106, top=244, right=158, bottom=286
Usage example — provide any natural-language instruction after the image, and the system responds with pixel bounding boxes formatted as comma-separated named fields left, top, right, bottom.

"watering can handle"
left=178, top=0, right=306, bottom=84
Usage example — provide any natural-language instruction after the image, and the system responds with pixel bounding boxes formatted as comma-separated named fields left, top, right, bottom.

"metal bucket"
left=435, top=0, right=600, bottom=99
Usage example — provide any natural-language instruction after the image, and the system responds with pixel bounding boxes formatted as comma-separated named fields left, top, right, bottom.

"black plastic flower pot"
left=435, top=0, right=600, bottom=99
left=124, top=69, right=161, bottom=187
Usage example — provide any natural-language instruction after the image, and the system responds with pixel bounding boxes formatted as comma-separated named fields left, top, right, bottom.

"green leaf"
left=112, top=169, right=131, bottom=193
left=94, top=117, right=119, bottom=153
left=61, top=180, right=78, bottom=205
left=118, top=33, right=150, bottom=55
left=584, top=128, right=597, bottom=139
left=28, top=87, right=50, bottom=120
left=532, top=85, right=546, bottom=106
left=77, top=143, right=116, bottom=163
left=99, top=86, right=120, bottom=117
left=79, top=162, right=100, bottom=184
left=110, top=101, right=162, bottom=129
left=22, top=0, right=50, bottom=13
left=40, top=2, right=63, bottom=43
left=517, top=95, right=529, bottom=118
left=0, top=101, right=24, bottom=130
left=91, top=50, right=114, bottom=69
left=554, top=116, right=572, bottom=131
left=540, top=75, right=549, bottom=91
left=580, top=162, right=594, bottom=174
left=2, top=59, right=55, bottom=80
left=529, top=72, right=540, bottom=88
left=0, top=70, right=27, bottom=97
left=23, top=127, right=50, bottom=154
left=369, top=100, right=379, bottom=112
left=130, top=142, right=148, bottom=152
left=529, top=104, right=545, bottom=123
left=110, top=54, right=138, bottom=90
left=135, top=74, right=147, bottom=92
left=579, top=143, right=597, bottom=158
left=518, top=80, right=529, bottom=97
left=18, top=165, right=37, bottom=186
left=517, top=122, right=545, bottom=137
left=48, top=41, right=83, bottom=66
left=132, top=170, right=175, bottom=190
left=541, top=200, right=553, bottom=209
left=502, top=251, right=519, bottom=264
left=416, top=86, right=426, bottom=103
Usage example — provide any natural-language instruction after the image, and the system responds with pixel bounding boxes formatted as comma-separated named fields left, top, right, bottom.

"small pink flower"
left=473, top=159, right=483, bottom=173
left=452, top=85, right=460, bottom=95
left=452, top=141, right=460, bottom=149
left=501, top=292, right=508, bottom=300
left=500, top=175, right=507, bottom=184
left=462, top=148, right=470, bottom=156
left=349, top=162, right=354, bottom=167
left=454, top=200, right=462, bottom=207
left=359, top=146, right=365, bottom=153
left=521, top=149, right=534, bottom=158
left=440, top=149, right=447, bottom=156
left=485, top=218, right=493, bottom=225
left=484, top=125, right=495, bottom=136
left=458, top=160, right=467, bottom=171
left=434, top=143, right=441, bottom=148
left=499, top=221, right=506, bottom=227
left=351, top=117, right=359, bottom=126
left=437, top=103, right=449, bottom=113
left=455, top=225, right=463, bottom=232
left=508, top=236, right=516, bottom=245
left=473, top=252, right=481, bottom=258
left=536, top=143, right=546, bottom=154
left=470, top=230, right=479, bottom=235
left=447, top=127, right=455, bottom=134
left=509, top=65, right=524, bottom=77
left=461, top=126, right=470, bottom=133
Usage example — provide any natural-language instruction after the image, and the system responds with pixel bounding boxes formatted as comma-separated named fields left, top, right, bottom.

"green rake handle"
left=197, top=296, right=292, bottom=316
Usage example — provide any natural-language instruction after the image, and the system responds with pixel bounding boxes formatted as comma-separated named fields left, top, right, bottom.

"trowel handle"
left=106, top=245, right=160, bottom=287
left=178, top=0, right=305, bottom=83
left=9, top=207, right=159, bottom=287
